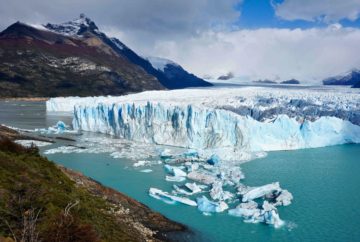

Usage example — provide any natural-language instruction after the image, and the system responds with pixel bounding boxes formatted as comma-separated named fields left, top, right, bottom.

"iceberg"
left=165, top=176, right=186, bottom=182
left=140, top=169, right=153, bottom=173
left=173, top=182, right=203, bottom=196
left=209, top=181, right=234, bottom=201
left=207, top=154, right=220, bottom=165
left=262, top=201, right=284, bottom=228
left=184, top=162, right=199, bottom=172
left=164, top=164, right=187, bottom=177
left=242, top=182, right=281, bottom=202
left=196, top=196, right=228, bottom=213
left=149, top=188, right=197, bottom=206
left=273, top=189, right=293, bottom=206
left=229, top=201, right=284, bottom=228
left=35, top=121, right=77, bottom=134
left=187, top=171, right=218, bottom=185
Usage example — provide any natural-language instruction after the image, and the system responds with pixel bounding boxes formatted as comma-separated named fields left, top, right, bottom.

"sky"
left=1, top=0, right=360, bottom=83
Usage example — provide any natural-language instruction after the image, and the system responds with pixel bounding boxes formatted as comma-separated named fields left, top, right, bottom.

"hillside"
left=0, top=127, right=187, bottom=242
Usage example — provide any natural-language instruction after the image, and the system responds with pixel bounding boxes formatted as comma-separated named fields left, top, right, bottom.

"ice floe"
left=149, top=188, right=197, bottom=206
left=242, top=182, right=281, bottom=202
left=35, top=121, right=78, bottom=134
left=197, top=196, right=228, bottom=213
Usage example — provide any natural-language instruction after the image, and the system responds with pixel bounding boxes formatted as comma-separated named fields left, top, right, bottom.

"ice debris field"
left=43, top=86, right=360, bottom=227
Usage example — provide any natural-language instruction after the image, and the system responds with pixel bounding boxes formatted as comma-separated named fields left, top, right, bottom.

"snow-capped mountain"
left=45, top=13, right=100, bottom=36
left=147, top=56, right=212, bottom=89
left=323, top=69, right=360, bottom=87
left=45, top=14, right=211, bottom=90
left=0, top=14, right=211, bottom=97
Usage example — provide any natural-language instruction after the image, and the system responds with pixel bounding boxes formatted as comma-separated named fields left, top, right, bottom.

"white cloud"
left=0, top=0, right=241, bottom=36
left=273, top=0, right=360, bottom=22
left=133, top=25, right=360, bottom=83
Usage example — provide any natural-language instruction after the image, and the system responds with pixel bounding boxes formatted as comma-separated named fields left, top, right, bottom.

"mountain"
left=45, top=14, right=211, bottom=89
left=281, top=79, right=300, bottom=84
left=0, top=14, right=211, bottom=97
left=323, top=69, right=360, bottom=87
left=147, top=57, right=212, bottom=89
left=217, top=72, right=234, bottom=81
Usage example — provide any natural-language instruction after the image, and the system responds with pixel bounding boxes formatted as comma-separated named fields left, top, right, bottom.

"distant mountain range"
left=323, top=69, right=360, bottom=88
left=0, top=14, right=211, bottom=97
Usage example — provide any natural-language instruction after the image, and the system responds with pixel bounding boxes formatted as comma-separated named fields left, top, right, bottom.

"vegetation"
left=0, top=138, right=150, bottom=241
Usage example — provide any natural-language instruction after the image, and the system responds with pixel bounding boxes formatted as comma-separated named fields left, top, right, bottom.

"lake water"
left=1, top=100, right=360, bottom=242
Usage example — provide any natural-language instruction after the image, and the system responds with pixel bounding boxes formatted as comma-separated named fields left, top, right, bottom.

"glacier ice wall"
left=72, top=101, right=360, bottom=159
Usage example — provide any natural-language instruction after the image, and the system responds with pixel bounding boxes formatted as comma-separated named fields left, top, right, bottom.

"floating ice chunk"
left=56, top=121, right=67, bottom=131
left=133, top=160, right=151, bottom=167
left=149, top=188, right=197, bottom=206
left=184, top=162, right=199, bottom=172
left=207, top=154, right=220, bottom=165
left=210, top=181, right=234, bottom=201
left=217, top=165, right=244, bottom=186
left=242, top=182, right=280, bottom=202
left=273, top=189, right=293, bottom=206
left=262, top=201, right=284, bottom=228
left=187, top=171, right=218, bottom=185
left=185, top=182, right=204, bottom=194
left=165, top=176, right=186, bottom=182
left=231, top=208, right=262, bottom=223
left=238, top=200, right=259, bottom=210
left=229, top=201, right=284, bottom=228
left=228, top=203, right=261, bottom=223
left=197, top=196, right=228, bottom=213
left=173, top=182, right=203, bottom=196
left=15, top=140, right=52, bottom=148
left=35, top=121, right=77, bottom=134
left=164, top=164, right=187, bottom=177
left=140, top=169, right=153, bottom=173
left=237, top=184, right=252, bottom=195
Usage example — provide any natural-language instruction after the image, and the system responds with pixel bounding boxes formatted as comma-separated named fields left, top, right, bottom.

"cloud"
left=0, top=0, right=241, bottom=36
left=142, top=24, right=360, bottom=83
left=273, top=0, right=360, bottom=22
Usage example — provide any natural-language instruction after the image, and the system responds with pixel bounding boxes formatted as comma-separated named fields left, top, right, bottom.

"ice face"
left=70, top=101, right=360, bottom=161
left=46, top=86, right=360, bottom=126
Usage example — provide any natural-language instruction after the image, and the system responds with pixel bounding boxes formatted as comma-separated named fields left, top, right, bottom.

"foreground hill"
left=0, top=127, right=186, bottom=241
left=0, top=14, right=211, bottom=98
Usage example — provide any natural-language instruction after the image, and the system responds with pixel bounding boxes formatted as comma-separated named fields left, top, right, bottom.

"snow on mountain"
left=44, top=13, right=99, bottom=36
left=323, top=69, right=360, bottom=86
left=47, top=86, right=360, bottom=161
left=146, top=57, right=179, bottom=72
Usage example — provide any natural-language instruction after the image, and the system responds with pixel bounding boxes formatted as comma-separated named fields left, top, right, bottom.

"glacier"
left=70, top=101, right=360, bottom=161
left=45, top=86, right=360, bottom=227
left=46, top=86, right=360, bottom=161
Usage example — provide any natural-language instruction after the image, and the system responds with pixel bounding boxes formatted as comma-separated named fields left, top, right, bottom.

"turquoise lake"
left=1, top=100, right=360, bottom=242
